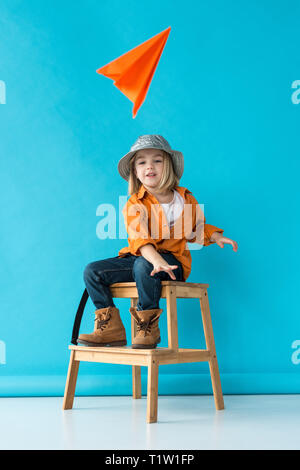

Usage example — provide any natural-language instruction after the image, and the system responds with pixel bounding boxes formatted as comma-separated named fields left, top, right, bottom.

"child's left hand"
left=210, top=232, right=238, bottom=251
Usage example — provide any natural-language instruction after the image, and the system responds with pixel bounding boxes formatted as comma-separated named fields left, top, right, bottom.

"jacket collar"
left=137, top=184, right=191, bottom=201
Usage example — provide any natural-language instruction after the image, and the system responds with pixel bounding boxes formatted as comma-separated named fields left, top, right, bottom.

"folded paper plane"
left=96, top=27, right=171, bottom=118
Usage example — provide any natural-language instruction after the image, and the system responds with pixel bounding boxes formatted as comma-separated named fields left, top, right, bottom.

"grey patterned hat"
left=118, top=135, right=184, bottom=181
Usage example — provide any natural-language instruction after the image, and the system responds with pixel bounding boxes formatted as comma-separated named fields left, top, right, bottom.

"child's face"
left=134, top=148, right=165, bottom=189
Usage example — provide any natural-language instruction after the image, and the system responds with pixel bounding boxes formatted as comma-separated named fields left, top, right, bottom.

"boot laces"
left=95, top=313, right=111, bottom=331
left=137, top=316, right=157, bottom=337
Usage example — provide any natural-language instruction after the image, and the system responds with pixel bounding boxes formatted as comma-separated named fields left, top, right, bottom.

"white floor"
left=0, top=395, right=299, bottom=450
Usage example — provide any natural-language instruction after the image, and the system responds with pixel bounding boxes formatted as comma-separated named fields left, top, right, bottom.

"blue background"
left=1, top=0, right=299, bottom=396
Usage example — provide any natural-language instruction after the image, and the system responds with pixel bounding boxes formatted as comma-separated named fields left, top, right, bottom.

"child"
left=78, top=135, right=238, bottom=349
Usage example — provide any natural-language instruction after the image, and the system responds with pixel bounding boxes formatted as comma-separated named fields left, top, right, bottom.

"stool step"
left=69, top=345, right=173, bottom=354
left=110, top=281, right=209, bottom=288
left=69, top=345, right=211, bottom=365
left=109, top=281, right=209, bottom=299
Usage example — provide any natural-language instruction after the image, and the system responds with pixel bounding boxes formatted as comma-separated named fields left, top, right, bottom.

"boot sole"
left=131, top=337, right=161, bottom=349
left=77, top=339, right=127, bottom=347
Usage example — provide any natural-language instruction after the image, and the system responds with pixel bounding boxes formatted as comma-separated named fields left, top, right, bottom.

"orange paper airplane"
left=96, top=27, right=171, bottom=118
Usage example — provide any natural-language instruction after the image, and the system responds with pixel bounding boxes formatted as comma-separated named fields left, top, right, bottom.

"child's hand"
left=150, top=263, right=179, bottom=280
left=211, top=232, right=238, bottom=251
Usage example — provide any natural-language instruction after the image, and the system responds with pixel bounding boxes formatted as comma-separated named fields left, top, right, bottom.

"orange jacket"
left=118, top=184, right=224, bottom=281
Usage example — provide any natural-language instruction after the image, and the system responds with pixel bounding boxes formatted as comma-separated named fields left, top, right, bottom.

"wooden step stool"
left=62, top=281, right=224, bottom=423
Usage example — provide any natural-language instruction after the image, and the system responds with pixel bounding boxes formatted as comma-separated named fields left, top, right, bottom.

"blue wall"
left=1, top=0, right=300, bottom=396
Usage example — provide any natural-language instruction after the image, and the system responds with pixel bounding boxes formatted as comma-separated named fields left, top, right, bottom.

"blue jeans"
left=83, top=252, right=184, bottom=311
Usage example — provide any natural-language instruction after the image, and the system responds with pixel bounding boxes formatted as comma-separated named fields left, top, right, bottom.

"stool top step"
left=110, top=281, right=209, bottom=288
left=69, top=345, right=177, bottom=355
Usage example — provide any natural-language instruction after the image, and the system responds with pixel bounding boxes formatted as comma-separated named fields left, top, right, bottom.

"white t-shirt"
left=160, top=190, right=184, bottom=227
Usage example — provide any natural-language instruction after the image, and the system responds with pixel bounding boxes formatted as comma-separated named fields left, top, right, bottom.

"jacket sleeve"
left=187, top=193, right=224, bottom=246
left=122, top=198, right=158, bottom=256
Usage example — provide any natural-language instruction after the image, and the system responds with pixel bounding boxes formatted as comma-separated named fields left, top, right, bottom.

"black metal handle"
left=70, top=288, right=89, bottom=345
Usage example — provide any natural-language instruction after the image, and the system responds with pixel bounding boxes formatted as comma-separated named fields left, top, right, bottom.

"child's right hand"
left=150, top=263, right=179, bottom=280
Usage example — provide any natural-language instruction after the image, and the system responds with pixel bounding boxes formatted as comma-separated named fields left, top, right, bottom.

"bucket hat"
left=118, top=135, right=184, bottom=181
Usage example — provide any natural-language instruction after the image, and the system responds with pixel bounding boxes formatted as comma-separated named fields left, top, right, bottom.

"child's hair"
left=128, top=150, right=179, bottom=195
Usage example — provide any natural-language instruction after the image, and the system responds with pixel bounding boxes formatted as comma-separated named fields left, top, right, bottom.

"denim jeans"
left=83, top=252, right=184, bottom=311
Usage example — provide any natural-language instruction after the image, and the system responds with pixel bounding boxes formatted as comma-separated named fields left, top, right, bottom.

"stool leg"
left=131, top=298, right=141, bottom=399
left=146, top=358, right=159, bottom=423
left=166, top=286, right=179, bottom=349
left=199, top=290, right=224, bottom=410
left=62, top=350, right=80, bottom=410
left=133, top=366, right=142, bottom=399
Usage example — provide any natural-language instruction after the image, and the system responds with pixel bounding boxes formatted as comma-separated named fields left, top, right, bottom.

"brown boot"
left=77, top=306, right=127, bottom=347
left=129, top=307, right=163, bottom=349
